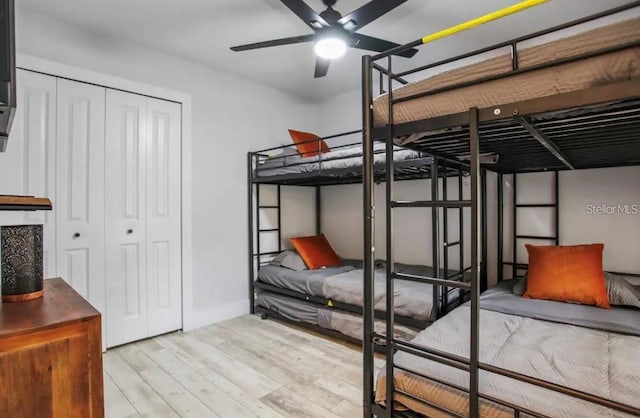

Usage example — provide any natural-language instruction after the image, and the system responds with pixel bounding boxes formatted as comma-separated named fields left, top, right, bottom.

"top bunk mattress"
left=373, top=13, right=640, bottom=131
left=255, top=142, right=428, bottom=178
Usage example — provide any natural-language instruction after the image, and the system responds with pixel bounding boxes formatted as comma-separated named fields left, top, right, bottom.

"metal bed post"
left=469, top=107, right=481, bottom=418
left=316, top=185, right=322, bottom=234
left=459, top=168, right=465, bottom=302
left=497, top=173, right=504, bottom=282
left=431, top=158, right=441, bottom=319
left=554, top=171, right=560, bottom=245
left=512, top=173, right=518, bottom=280
left=362, top=54, right=376, bottom=418
left=277, top=185, right=282, bottom=252
left=256, top=182, right=261, bottom=272
left=442, top=161, right=449, bottom=315
left=384, top=54, right=396, bottom=418
left=248, top=152, right=255, bottom=314
left=481, top=170, right=488, bottom=292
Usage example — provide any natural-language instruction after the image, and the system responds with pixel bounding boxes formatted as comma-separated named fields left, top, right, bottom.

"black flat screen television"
left=0, top=0, right=16, bottom=152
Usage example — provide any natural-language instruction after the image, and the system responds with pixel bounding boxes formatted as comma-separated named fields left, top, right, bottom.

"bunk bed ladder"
left=440, top=162, right=472, bottom=317
left=503, top=171, right=560, bottom=281
left=363, top=54, right=481, bottom=418
left=256, top=183, right=283, bottom=259
left=248, top=152, right=283, bottom=314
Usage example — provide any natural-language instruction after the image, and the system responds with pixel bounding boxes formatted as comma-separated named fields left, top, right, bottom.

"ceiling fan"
left=230, top=0, right=419, bottom=78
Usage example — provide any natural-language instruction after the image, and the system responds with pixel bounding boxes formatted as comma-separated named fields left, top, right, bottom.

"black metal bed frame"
left=247, top=129, right=480, bottom=343
left=362, top=2, right=640, bottom=417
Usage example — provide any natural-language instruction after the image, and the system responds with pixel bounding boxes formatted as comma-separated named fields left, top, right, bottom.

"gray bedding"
left=482, top=280, right=640, bottom=336
left=376, top=281, right=640, bottom=417
left=258, top=262, right=356, bottom=296
left=255, top=142, right=429, bottom=177
left=256, top=292, right=418, bottom=341
left=258, top=262, right=463, bottom=321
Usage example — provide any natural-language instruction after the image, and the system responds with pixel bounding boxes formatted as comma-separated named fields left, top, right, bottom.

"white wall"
left=318, top=89, right=640, bottom=285
left=13, top=8, right=318, bottom=329
left=503, top=168, right=640, bottom=276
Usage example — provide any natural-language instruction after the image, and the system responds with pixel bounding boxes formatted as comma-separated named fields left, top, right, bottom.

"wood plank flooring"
left=104, top=314, right=382, bottom=418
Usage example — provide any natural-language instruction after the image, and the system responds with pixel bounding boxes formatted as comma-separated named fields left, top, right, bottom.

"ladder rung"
left=516, top=203, right=556, bottom=208
left=447, top=267, right=472, bottom=281
left=515, top=235, right=556, bottom=240
left=444, top=241, right=461, bottom=247
left=391, top=200, right=471, bottom=209
left=253, top=251, right=281, bottom=257
left=503, top=262, right=528, bottom=268
left=259, top=229, right=279, bottom=233
left=259, top=205, right=279, bottom=209
left=392, top=272, right=471, bottom=290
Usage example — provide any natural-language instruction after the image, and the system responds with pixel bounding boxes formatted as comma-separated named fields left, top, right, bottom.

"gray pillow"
left=512, top=274, right=527, bottom=296
left=270, top=250, right=307, bottom=271
left=605, top=272, right=640, bottom=309
left=259, top=147, right=298, bottom=169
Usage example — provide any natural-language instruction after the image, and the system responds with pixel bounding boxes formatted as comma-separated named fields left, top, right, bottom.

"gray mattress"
left=256, top=292, right=418, bottom=342
left=257, top=261, right=464, bottom=322
left=255, top=142, right=429, bottom=178
left=376, top=280, right=640, bottom=417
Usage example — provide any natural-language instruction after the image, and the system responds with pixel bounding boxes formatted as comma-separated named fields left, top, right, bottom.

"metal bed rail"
left=254, top=281, right=431, bottom=330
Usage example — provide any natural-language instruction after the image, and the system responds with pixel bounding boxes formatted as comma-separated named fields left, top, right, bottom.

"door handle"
left=73, top=233, right=80, bottom=239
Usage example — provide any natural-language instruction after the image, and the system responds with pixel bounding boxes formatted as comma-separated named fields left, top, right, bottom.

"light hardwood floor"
left=104, top=314, right=381, bottom=418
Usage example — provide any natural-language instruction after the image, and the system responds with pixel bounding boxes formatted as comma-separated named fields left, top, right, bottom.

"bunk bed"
left=362, top=1, right=640, bottom=417
left=248, top=131, right=477, bottom=344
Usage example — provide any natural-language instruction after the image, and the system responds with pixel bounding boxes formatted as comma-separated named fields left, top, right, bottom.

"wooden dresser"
left=0, top=278, right=104, bottom=418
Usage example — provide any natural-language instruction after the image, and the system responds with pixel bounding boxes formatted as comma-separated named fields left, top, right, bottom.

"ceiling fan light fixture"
left=314, top=37, right=347, bottom=60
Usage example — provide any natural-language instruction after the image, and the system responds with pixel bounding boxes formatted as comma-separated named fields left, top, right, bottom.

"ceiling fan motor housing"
left=320, top=7, right=342, bottom=24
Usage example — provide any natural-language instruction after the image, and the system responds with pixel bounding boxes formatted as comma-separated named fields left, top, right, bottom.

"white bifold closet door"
left=105, top=89, right=181, bottom=347
left=55, top=78, right=107, bottom=346
left=0, top=70, right=57, bottom=277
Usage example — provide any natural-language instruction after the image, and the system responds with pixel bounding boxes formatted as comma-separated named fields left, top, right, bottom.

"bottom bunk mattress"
left=257, top=261, right=465, bottom=322
left=256, top=292, right=418, bottom=342
left=375, top=280, right=640, bottom=418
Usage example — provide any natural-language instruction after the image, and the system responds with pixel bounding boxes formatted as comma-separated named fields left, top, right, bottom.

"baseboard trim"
left=183, top=298, right=249, bottom=332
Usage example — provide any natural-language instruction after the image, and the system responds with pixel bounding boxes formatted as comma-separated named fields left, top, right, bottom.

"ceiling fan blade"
left=280, top=0, right=328, bottom=29
left=338, top=0, right=408, bottom=32
left=351, top=33, right=418, bottom=58
left=231, top=34, right=315, bottom=52
left=314, top=57, right=330, bottom=78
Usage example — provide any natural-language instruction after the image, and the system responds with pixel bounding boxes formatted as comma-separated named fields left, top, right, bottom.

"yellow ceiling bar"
left=421, top=0, right=550, bottom=45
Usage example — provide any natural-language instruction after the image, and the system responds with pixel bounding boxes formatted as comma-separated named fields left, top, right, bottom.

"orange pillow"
left=524, top=244, right=610, bottom=309
left=289, top=234, right=340, bottom=270
left=289, top=129, right=330, bottom=157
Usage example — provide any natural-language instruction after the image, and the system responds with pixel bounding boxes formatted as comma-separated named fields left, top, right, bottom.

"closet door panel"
left=0, top=70, right=57, bottom=277
left=105, top=90, right=148, bottom=348
left=146, top=99, right=182, bottom=336
left=55, top=79, right=106, bottom=336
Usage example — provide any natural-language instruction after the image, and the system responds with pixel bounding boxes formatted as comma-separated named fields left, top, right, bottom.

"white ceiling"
left=18, top=0, right=635, bottom=102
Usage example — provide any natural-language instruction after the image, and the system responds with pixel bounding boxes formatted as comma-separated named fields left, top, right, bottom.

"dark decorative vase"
left=1, top=224, right=44, bottom=302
